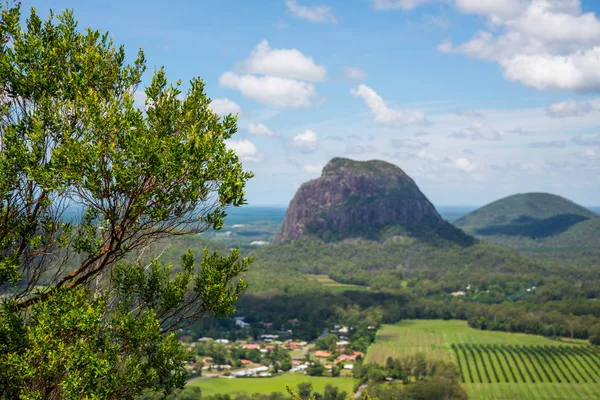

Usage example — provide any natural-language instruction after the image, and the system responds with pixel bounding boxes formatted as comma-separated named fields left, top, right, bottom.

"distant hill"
left=454, top=193, right=600, bottom=262
left=274, top=157, right=474, bottom=246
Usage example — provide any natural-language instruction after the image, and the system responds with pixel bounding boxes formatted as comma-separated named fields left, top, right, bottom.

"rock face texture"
left=274, top=158, right=447, bottom=243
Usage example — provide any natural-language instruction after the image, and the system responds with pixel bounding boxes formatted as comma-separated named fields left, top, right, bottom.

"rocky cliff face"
left=274, top=158, right=449, bottom=243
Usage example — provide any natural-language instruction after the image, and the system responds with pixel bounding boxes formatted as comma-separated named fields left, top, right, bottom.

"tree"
left=0, top=4, right=252, bottom=399
left=297, top=382, right=313, bottom=399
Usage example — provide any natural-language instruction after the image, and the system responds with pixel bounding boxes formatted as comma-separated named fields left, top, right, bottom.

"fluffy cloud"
left=372, top=0, right=430, bottom=11
left=240, top=40, right=326, bottom=82
left=351, top=84, right=427, bottom=128
left=248, top=122, right=278, bottom=137
left=210, top=98, right=241, bottom=117
left=454, top=157, right=478, bottom=172
left=390, top=139, right=429, bottom=150
left=291, top=129, right=319, bottom=153
left=449, top=121, right=501, bottom=141
left=219, top=72, right=316, bottom=109
left=343, top=67, right=367, bottom=81
left=226, top=140, right=264, bottom=163
left=219, top=41, right=325, bottom=108
left=545, top=99, right=593, bottom=118
left=442, top=0, right=600, bottom=92
left=286, top=0, right=337, bottom=23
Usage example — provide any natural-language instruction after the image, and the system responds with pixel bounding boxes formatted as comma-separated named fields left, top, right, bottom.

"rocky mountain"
left=274, top=158, right=473, bottom=245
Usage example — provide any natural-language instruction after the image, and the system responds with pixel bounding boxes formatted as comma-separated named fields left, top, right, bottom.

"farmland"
left=365, top=320, right=600, bottom=399
left=187, top=374, right=356, bottom=397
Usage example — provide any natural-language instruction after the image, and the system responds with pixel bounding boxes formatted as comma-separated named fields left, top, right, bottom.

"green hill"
left=454, top=193, right=599, bottom=262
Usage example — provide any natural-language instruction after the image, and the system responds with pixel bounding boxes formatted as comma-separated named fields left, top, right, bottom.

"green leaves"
left=0, top=287, right=190, bottom=399
left=0, top=3, right=252, bottom=398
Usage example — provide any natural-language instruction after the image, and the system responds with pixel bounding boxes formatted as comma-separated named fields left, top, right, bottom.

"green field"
left=305, top=274, right=370, bottom=292
left=188, top=374, right=356, bottom=397
left=365, top=320, right=600, bottom=399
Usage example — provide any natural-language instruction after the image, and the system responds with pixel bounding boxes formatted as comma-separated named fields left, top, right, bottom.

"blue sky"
left=23, top=0, right=600, bottom=206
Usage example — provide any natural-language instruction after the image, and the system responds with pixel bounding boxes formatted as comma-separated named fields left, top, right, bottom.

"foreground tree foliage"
left=0, top=4, right=252, bottom=399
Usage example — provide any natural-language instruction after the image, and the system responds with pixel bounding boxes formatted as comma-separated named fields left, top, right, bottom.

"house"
left=265, top=345, right=275, bottom=350
left=242, top=343, right=260, bottom=350
left=336, top=340, right=349, bottom=347
left=215, top=339, right=229, bottom=344
left=314, top=350, right=332, bottom=358
left=343, top=364, right=354, bottom=370
left=234, top=317, right=250, bottom=329
left=336, top=352, right=364, bottom=362
left=202, top=357, right=214, bottom=364
left=261, top=334, right=279, bottom=340
left=197, top=337, right=213, bottom=342
left=338, top=327, right=349, bottom=334
left=367, top=326, right=376, bottom=330
left=324, top=364, right=333, bottom=370
left=452, top=291, right=466, bottom=297
left=290, top=364, right=308, bottom=373
left=240, top=359, right=252, bottom=365
left=291, top=359, right=303, bottom=366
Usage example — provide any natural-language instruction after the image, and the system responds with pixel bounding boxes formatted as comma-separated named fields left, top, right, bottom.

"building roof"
left=314, top=350, right=332, bottom=358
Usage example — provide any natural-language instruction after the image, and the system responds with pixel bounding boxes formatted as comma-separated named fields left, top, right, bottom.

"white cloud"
left=248, top=122, right=278, bottom=137
left=506, top=127, right=535, bottom=135
left=343, top=67, right=367, bottom=81
left=219, top=72, right=316, bottom=109
left=449, top=121, right=502, bottom=141
left=291, top=129, right=319, bottom=153
left=351, top=84, right=427, bottom=128
left=390, top=139, right=429, bottom=150
left=573, top=134, right=600, bottom=146
left=454, top=107, right=485, bottom=118
left=528, top=140, right=566, bottom=148
left=545, top=99, right=593, bottom=118
left=286, top=0, right=337, bottom=23
left=240, top=40, right=326, bottom=82
left=134, top=90, right=147, bottom=109
left=454, top=0, right=526, bottom=22
left=582, top=148, right=598, bottom=159
left=454, top=157, right=478, bottom=172
left=346, top=143, right=376, bottom=155
left=226, top=139, right=264, bottom=163
left=210, top=98, right=241, bottom=117
left=372, top=0, right=430, bottom=11
left=442, top=0, right=600, bottom=92
left=303, top=164, right=324, bottom=173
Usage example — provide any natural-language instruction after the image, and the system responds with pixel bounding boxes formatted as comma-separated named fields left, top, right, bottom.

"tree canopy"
left=0, top=3, right=252, bottom=398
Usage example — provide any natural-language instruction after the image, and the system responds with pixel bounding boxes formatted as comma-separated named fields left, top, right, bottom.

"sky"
left=22, top=0, right=600, bottom=207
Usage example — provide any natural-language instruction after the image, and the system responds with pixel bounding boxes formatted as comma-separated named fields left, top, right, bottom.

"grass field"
left=188, top=374, right=356, bottom=397
left=365, top=320, right=600, bottom=399
left=305, top=274, right=370, bottom=292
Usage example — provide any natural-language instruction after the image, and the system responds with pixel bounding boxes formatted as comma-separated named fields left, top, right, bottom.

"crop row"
left=451, top=344, right=600, bottom=385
